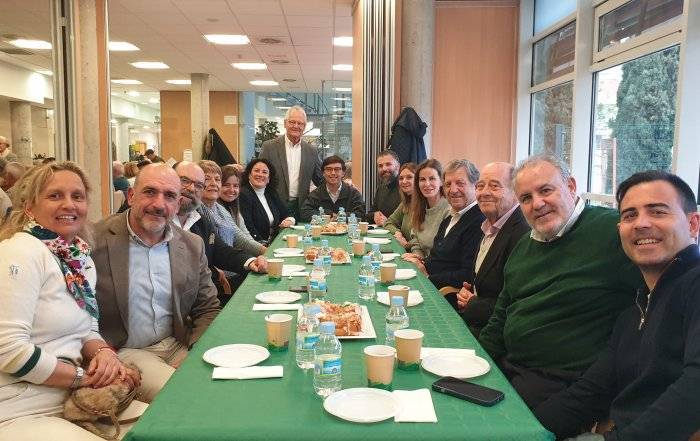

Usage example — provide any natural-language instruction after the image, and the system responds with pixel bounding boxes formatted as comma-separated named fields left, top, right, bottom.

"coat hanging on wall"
left=203, top=128, right=237, bottom=166
left=388, top=107, right=427, bottom=165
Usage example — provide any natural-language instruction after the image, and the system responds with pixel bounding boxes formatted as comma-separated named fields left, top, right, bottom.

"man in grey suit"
left=92, top=163, right=220, bottom=402
left=259, top=105, right=323, bottom=218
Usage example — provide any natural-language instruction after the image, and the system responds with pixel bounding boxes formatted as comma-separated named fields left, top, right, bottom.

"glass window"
left=598, top=0, right=683, bottom=52
left=590, top=45, right=679, bottom=194
left=530, top=82, right=573, bottom=165
left=534, top=0, right=576, bottom=34
left=532, top=21, right=576, bottom=86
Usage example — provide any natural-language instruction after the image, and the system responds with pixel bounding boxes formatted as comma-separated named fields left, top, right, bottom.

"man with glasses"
left=260, top=105, right=323, bottom=218
left=300, top=155, right=365, bottom=222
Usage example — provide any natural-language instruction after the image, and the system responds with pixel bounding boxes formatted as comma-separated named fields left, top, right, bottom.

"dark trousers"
left=499, top=357, right=582, bottom=409
left=287, top=198, right=300, bottom=219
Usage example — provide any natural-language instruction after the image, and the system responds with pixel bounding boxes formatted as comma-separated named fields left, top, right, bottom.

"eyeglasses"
left=286, top=120, right=306, bottom=127
left=180, top=176, right=205, bottom=191
left=324, top=167, right=343, bottom=173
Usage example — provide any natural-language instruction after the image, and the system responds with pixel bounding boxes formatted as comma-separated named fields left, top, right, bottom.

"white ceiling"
left=0, top=0, right=354, bottom=102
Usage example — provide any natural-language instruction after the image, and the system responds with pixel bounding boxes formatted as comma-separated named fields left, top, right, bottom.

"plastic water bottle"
left=385, top=296, right=409, bottom=346
left=319, top=239, right=332, bottom=276
left=357, top=255, right=376, bottom=301
left=308, top=258, right=327, bottom=302
left=368, top=243, right=383, bottom=281
left=348, top=212, right=357, bottom=227
left=314, top=321, right=342, bottom=397
left=337, top=207, right=347, bottom=225
left=304, top=223, right=312, bottom=240
left=296, top=304, right=321, bottom=369
left=347, top=223, right=359, bottom=244
left=302, top=236, right=313, bottom=252
left=318, top=207, right=325, bottom=223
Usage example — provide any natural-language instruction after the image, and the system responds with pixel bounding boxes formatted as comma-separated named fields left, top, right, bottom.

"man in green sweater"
left=479, top=154, right=642, bottom=409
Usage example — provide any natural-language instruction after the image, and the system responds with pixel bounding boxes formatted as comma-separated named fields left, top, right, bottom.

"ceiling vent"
left=270, top=58, right=290, bottom=65
left=282, top=78, right=297, bottom=83
left=0, top=47, right=34, bottom=55
left=258, top=37, right=283, bottom=45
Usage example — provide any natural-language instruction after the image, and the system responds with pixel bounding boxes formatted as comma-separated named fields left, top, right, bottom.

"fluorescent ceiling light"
left=333, top=97, right=350, bottom=101
left=127, top=91, right=140, bottom=97
left=232, top=62, right=267, bottom=70
left=111, top=79, right=142, bottom=85
left=110, top=119, right=117, bottom=124
left=332, top=64, right=352, bottom=71
left=109, top=41, right=140, bottom=51
left=333, top=87, right=351, bottom=92
left=149, top=97, right=160, bottom=104
left=276, top=106, right=291, bottom=110
left=333, top=36, right=353, bottom=47
left=37, top=70, right=53, bottom=76
left=166, top=79, right=191, bottom=85
left=130, top=61, right=169, bottom=69
left=10, top=39, right=51, bottom=50
left=250, top=80, right=279, bottom=86
left=205, top=34, right=250, bottom=45
left=143, top=126, right=151, bottom=129
left=268, top=97, right=287, bottom=102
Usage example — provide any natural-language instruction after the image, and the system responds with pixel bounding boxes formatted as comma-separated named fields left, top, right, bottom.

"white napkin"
left=420, top=347, right=475, bottom=360
left=284, top=271, right=309, bottom=277
left=212, top=366, right=283, bottom=380
left=252, top=304, right=302, bottom=311
left=393, top=389, right=438, bottom=423
left=382, top=253, right=400, bottom=262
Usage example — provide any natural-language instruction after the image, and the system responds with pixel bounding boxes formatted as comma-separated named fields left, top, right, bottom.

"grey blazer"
left=91, top=212, right=221, bottom=350
left=259, top=135, right=322, bottom=207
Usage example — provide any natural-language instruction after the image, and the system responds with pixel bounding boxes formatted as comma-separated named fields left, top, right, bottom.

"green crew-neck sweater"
left=479, top=206, right=642, bottom=372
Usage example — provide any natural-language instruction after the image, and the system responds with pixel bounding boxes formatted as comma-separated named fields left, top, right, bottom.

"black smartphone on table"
left=432, top=376, right=504, bottom=407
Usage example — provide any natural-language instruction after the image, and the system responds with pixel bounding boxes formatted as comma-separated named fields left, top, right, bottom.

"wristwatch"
left=71, top=366, right=85, bottom=389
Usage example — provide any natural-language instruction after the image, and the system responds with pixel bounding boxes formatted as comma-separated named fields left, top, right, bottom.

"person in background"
left=455, top=162, right=530, bottom=337
left=367, top=150, right=401, bottom=226
left=218, top=164, right=260, bottom=249
left=2, top=162, right=27, bottom=201
left=343, top=161, right=353, bottom=187
left=259, top=105, right=323, bottom=218
left=385, top=162, right=417, bottom=250
left=0, top=186, right=11, bottom=222
left=112, top=161, right=130, bottom=192
left=404, top=159, right=485, bottom=290
left=124, top=162, right=139, bottom=187
left=239, top=158, right=295, bottom=245
left=0, top=162, right=139, bottom=439
left=403, top=159, right=450, bottom=259
left=300, top=155, right=366, bottom=222
left=144, top=149, right=163, bottom=163
left=0, top=136, right=17, bottom=162
left=479, top=154, right=642, bottom=409
left=536, top=170, right=700, bottom=441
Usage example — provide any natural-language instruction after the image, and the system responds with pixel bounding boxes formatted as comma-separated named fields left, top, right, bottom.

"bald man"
left=456, top=162, right=530, bottom=337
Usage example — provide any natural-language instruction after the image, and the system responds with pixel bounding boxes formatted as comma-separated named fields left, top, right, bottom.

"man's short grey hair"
left=5, top=162, right=26, bottom=179
left=444, top=159, right=479, bottom=184
left=513, top=154, right=571, bottom=185
left=284, top=105, right=307, bottom=121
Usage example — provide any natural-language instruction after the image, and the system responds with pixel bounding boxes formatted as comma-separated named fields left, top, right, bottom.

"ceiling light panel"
left=232, top=62, right=267, bottom=70
left=332, top=36, right=353, bottom=47
left=109, top=41, right=140, bottom=51
left=250, top=80, right=279, bottom=86
left=332, top=64, right=352, bottom=71
left=166, top=79, right=191, bottom=85
left=10, top=39, right=52, bottom=50
left=204, top=34, right=250, bottom=45
left=333, top=87, right=351, bottom=92
left=131, top=61, right=169, bottom=69
left=111, top=79, right=143, bottom=85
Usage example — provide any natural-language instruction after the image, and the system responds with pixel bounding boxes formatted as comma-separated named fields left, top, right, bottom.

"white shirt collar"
left=530, top=197, right=585, bottom=242
left=172, top=210, right=201, bottom=232
left=451, top=200, right=477, bottom=218
left=285, top=135, right=301, bottom=149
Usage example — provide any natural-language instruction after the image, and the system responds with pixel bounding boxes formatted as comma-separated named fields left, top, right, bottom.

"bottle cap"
left=362, top=255, right=371, bottom=264
left=391, top=296, right=404, bottom=306
left=304, top=236, right=312, bottom=243
left=372, top=243, right=380, bottom=251
left=304, top=304, right=321, bottom=315
left=314, top=258, right=323, bottom=266
left=320, top=321, right=336, bottom=333
left=321, top=239, right=329, bottom=247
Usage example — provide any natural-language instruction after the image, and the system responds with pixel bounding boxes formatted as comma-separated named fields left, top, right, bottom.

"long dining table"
left=123, top=227, right=554, bottom=441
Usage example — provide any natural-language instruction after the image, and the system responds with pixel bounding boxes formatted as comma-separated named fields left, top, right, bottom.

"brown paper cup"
left=359, top=221, right=369, bottom=235
left=388, top=285, right=410, bottom=306
left=311, top=225, right=322, bottom=239
left=380, top=263, right=397, bottom=285
left=323, top=214, right=331, bottom=224
left=394, top=329, right=424, bottom=370
left=364, top=345, right=396, bottom=389
left=268, top=258, right=283, bottom=281
left=286, top=234, right=299, bottom=248
left=265, top=313, right=292, bottom=351
left=352, top=240, right=366, bottom=256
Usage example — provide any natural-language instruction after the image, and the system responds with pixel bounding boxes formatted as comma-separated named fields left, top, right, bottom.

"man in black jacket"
left=299, top=155, right=365, bottom=222
left=535, top=170, right=700, bottom=441
left=367, top=150, right=401, bottom=226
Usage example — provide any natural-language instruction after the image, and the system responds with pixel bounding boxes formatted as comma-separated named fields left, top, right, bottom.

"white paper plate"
left=324, top=388, right=400, bottom=423
left=364, top=237, right=391, bottom=245
left=368, top=229, right=389, bottom=235
left=255, top=291, right=302, bottom=304
left=299, top=305, right=376, bottom=339
left=273, top=247, right=304, bottom=256
left=290, top=225, right=306, bottom=231
left=395, top=268, right=417, bottom=280
left=381, top=253, right=399, bottom=262
left=421, top=353, right=490, bottom=379
left=282, top=264, right=306, bottom=276
left=202, top=344, right=270, bottom=368
left=376, top=290, right=424, bottom=307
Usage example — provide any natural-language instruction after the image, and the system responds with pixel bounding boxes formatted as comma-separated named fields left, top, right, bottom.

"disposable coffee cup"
left=364, top=345, right=396, bottom=390
left=352, top=240, right=366, bottom=257
left=312, top=225, right=322, bottom=239
left=265, top=313, right=292, bottom=352
left=359, top=221, right=369, bottom=235
left=323, top=214, right=331, bottom=224
left=286, top=234, right=299, bottom=248
left=394, top=329, right=424, bottom=370
left=268, top=258, right=284, bottom=281
left=388, top=285, right=410, bottom=306
left=379, top=263, right=397, bottom=285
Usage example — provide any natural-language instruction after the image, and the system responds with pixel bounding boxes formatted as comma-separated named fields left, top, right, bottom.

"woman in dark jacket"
left=239, top=158, right=295, bottom=245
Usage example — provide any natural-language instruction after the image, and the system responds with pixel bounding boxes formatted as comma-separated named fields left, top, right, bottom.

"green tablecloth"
left=125, top=230, right=553, bottom=441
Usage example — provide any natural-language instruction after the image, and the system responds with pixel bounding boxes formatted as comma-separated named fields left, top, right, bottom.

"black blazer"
left=238, top=185, right=289, bottom=244
left=189, top=211, right=252, bottom=275
left=461, top=207, right=530, bottom=336
left=425, top=204, right=485, bottom=289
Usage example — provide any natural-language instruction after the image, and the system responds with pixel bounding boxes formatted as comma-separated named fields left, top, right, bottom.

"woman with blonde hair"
left=0, top=162, right=139, bottom=440
left=385, top=162, right=417, bottom=250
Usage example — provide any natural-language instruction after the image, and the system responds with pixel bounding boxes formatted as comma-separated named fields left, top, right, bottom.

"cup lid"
left=320, top=321, right=336, bottom=333
left=390, top=296, right=404, bottom=306
left=321, top=239, right=329, bottom=246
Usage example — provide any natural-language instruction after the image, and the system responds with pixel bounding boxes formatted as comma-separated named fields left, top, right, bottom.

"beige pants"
left=0, top=382, right=135, bottom=440
left=118, top=336, right=188, bottom=403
